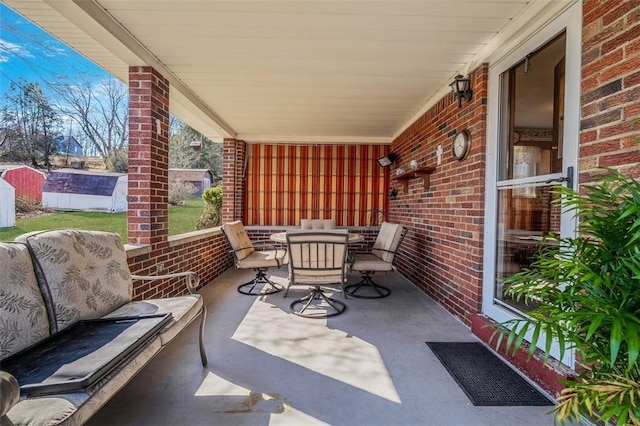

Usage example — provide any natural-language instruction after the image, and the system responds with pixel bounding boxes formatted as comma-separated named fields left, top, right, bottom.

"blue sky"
left=0, top=3, right=111, bottom=98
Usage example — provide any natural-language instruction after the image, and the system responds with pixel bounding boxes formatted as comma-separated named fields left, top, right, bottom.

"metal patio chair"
left=285, top=230, right=349, bottom=318
left=222, top=221, right=286, bottom=295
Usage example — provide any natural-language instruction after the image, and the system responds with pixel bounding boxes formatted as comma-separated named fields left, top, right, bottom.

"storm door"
left=482, top=3, right=581, bottom=364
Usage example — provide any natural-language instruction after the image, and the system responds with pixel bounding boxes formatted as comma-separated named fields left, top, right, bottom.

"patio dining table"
left=269, top=231, right=364, bottom=244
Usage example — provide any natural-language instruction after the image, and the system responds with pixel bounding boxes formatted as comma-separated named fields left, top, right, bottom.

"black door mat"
left=426, top=341, right=555, bottom=406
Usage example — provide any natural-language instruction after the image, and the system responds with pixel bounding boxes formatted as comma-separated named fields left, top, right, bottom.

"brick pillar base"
left=471, top=314, right=570, bottom=397
left=128, top=66, right=170, bottom=247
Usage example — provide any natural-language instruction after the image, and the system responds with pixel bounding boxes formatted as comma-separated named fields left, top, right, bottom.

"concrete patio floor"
left=87, top=268, right=557, bottom=426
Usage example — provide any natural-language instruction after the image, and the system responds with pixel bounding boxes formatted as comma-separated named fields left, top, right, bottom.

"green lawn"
left=0, top=198, right=206, bottom=242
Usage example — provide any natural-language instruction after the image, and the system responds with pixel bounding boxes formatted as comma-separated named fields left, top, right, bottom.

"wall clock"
left=452, top=129, right=471, bottom=161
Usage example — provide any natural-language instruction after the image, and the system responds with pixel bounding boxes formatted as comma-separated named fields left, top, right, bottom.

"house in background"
left=0, top=165, right=46, bottom=202
left=169, top=168, right=213, bottom=196
left=54, top=135, right=83, bottom=157
left=42, top=169, right=128, bottom=212
left=0, top=178, right=16, bottom=228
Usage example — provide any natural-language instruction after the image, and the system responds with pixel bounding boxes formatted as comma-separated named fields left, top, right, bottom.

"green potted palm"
left=494, top=168, right=640, bottom=425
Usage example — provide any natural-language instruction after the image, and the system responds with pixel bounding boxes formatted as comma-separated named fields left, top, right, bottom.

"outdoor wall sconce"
left=449, top=74, right=473, bottom=107
left=378, top=152, right=398, bottom=167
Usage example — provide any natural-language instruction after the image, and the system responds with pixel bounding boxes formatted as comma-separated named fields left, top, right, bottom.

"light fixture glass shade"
left=450, top=74, right=469, bottom=94
left=455, top=78, right=468, bottom=93
left=449, top=74, right=472, bottom=107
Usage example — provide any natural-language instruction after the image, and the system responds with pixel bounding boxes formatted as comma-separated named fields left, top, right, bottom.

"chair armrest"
left=356, top=244, right=396, bottom=255
left=227, top=244, right=278, bottom=257
left=240, top=240, right=283, bottom=253
left=355, top=242, right=373, bottom=251
left=228, top=245, right=253, bottom=255
left=227, top=240, right=280, bottom=253
left=131, top=271, right=200, bottom=295
left=251, top=239, right=280, bottom=250
left=0, top=371, right=19, bottom=423
left=275, top=247, right=287, bottom=267
left=253, top=240, right=287, bottom=268
left=370, top=247, right=399, bottom=255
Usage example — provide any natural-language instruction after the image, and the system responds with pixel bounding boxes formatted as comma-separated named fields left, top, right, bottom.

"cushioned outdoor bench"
left=0, top=229, right=207, bottom=426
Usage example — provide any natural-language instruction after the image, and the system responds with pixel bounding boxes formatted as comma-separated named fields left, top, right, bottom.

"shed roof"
left=169, top=169, right=212, bottom=182
left=43, top=169, right=126, bottom=196
left=55, top=168, right=126, bottom=177
left=0, top=165, right=44, bottom=175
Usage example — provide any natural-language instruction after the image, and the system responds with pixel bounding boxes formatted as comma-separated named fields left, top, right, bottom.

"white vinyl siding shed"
left=0, top=178, right=16, bottom=227
left=42, top=169, right=128, bottom=213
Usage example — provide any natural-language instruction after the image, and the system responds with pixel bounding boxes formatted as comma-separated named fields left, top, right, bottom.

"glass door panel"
left=494, top=183, right=561, bottom=312
left=493, top=33, right=566, bottom=314
left=483, top=2, right=581, bottom=365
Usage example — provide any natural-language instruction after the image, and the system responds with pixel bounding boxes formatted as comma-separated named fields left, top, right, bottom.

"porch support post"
left=222, top=138, right=246, bottom=223
left=127, top=66, right=170, bottom=247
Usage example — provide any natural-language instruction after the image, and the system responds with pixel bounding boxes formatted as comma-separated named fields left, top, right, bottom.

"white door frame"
left=482, top=1, right=582, bottom=366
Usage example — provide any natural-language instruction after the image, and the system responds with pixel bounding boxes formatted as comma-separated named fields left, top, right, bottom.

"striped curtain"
left=245, top=144, right=389, bottom=226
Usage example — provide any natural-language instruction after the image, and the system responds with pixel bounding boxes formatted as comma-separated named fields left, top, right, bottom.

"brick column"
left=128, top=66, right=170, bottom=247
left=222, top=138, right=246, bottom=223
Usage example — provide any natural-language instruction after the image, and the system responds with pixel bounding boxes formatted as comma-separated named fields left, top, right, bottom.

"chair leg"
left=198, top=305, right=208, bottom=366
left=344, top=271, right=391, bottom=299
left=289, top=286, right=347, bottom=318
left=237, top=268, right=283, bottom=295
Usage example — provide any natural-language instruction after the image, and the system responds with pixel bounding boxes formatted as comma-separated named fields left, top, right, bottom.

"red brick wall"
left=581, top=0, right=640, bottom=181
left=125, top=67, right=234, bottom=302
left=222, top=138, right=246, bottom=223
left=127, top=230, right=233, bottom=300
left=389, top=65, right=488, bottom=326
left=127, top=66, right=170, bottom=246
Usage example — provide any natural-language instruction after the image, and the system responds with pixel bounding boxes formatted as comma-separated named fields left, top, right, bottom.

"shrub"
left=201, top=185, right=223, bottom=209
left=169, top=179, right=196, bottom=205
left=15, top=196, right=42, bottom=214
left=196, top=186, right=222, bottom=229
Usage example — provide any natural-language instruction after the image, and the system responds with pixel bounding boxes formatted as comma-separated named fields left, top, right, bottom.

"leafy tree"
left=169, top=121, right=222, bottom=183
left=0, top=80, right=60, bottom=170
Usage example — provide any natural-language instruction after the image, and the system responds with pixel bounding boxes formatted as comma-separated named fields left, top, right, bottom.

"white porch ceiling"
left=4, top=0, right=574, bottom=142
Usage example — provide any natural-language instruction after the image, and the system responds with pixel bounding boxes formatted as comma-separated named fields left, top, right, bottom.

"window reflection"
left=498, top=33, right=566, bottom=181
left=495, top=185, right=561, bottom=312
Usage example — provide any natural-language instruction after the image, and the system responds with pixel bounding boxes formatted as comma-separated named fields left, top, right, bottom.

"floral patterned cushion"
left=23, top=230, right=133, bottom=332
left=0, top=243, right=50, bottom=360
